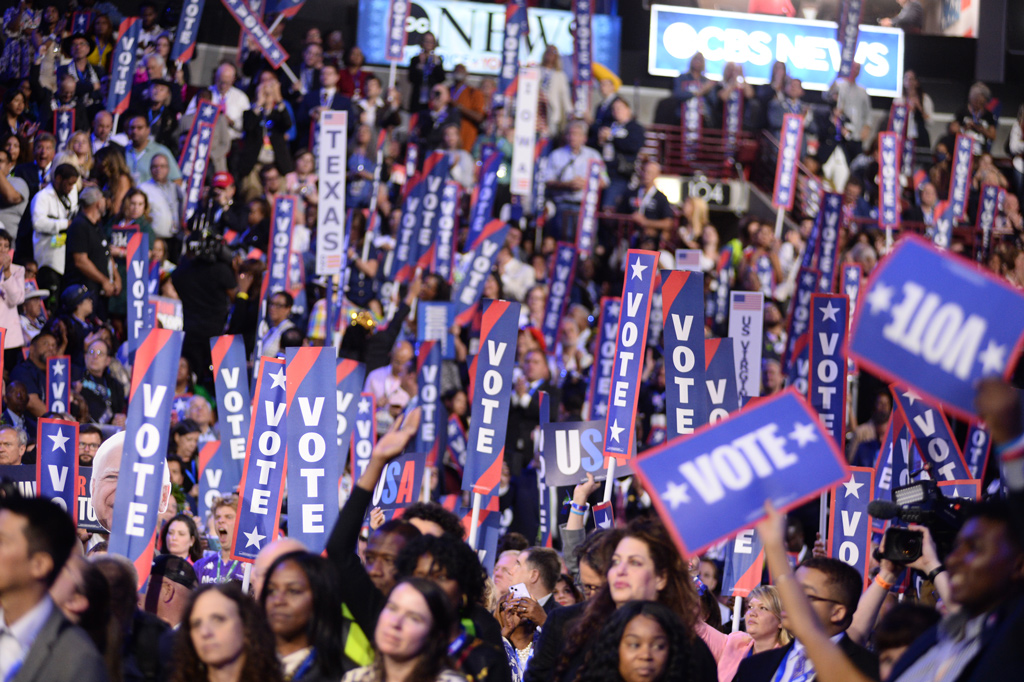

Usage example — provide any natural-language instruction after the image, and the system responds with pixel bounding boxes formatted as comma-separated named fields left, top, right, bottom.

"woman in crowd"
left=347, top=125, right=376, bottom=210
left=260, top=551, right=345, bottom=682
left=108, top=187, right=155, bottom=321
left=579, top=601, right=706, bottom=682
left=88, top=13, right=115, bottom=71
left=743, top=585, right=789, bottom=654
left=160, top=513, right=204, bottom=563
left=342, top=577, right=465, bottom=682
left=526, top=517, right=717, bottom=682
left=170, top=418, right=202, bottom=486
left=171, top=584, right=284, bottom=682
left=538, top=46, right=571, bottom=137
left=94, top=146, right=134, bottom=215
left=0, top=87, right=32, bottom=138
left=54, top=130, right=94, bottom=187
left=2, top=131, right=28, bottom=164
left=286, top=148, right=319, bottom=207
left=238, top=73, right=294, bottom=189
left=554, top=574, right=583, bottom=607
left=343, top=46, right=371, bottom=100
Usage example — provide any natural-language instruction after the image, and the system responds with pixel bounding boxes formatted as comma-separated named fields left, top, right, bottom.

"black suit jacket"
left=505, top=379, right=561, bottom=476
left=297, top=89, right=353, bottom=130
left=732, top=634, right=878, bottom=682
left=12, top=603, right=109, bottom=682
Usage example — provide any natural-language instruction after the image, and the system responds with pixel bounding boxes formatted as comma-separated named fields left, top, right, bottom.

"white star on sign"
left=244, top=526, right=266, bottom=548
left=52, top=361, right=65, bottom=376
left=358, top=398, right=371, bottom=414
left=802, top=272, right=817, bottom=288
left=607, top=301, right=620, bottom=318
left=48, top=428, right=69, bottom=453
left=174, top=398, right=189, bottom=414
left=269, top=368, right=286, bottom=390
left=843, top=477, right=864, bottom=498
left=560, top=248, right=574, bottom=263
left=594, top=402, right=607, bottom=417
left=901, top=388, right=921, bottom=406
left=788, top=422, right=818, bottom=448
left=630, top=259, right=648, bottom=281
left=819, top=300, right=840, bottom=322
left=278, top=201, right=291, bottom=215
left=662, top=481, right=691, bottom=509
left=978, top=340, right=1007, bottom=375
left=609, top=419, right=625, bottom=443
left=866, top=283, right=894, bottom=315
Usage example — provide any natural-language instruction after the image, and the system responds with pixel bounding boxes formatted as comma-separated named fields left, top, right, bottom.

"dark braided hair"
left=395, top=533, right=486, bottom=613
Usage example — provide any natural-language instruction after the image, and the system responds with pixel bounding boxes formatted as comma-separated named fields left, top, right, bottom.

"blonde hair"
left=687, top=197, right=711, bottom=240
left=748, top=585, right=792, bottom=646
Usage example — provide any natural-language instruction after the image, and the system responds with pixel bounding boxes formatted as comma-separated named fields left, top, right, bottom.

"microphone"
left=867, top=500, right=900, bottom=519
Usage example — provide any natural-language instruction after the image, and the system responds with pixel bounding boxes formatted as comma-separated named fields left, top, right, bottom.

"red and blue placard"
left=573, top=0, right=593, bottom=116
left=267, top=0, right=305, bottom=19
left=772, top=114, right=803, bottom=210
left=55, top=110, right=74, bottom=151
left=634, top=389, right=849, bottom=555
left=351, top=392, right=376, bottom=480
left=937, top=479, right=981, bottom=500
left=878, top=132, right=901, bottom=231
left=446, top=415, right=468, bottom=474
left=706, top=338, right=740, bottom=422
left=285, top=347, right=339, bottom=553
left=371, top=449, right=426, bottom=512
left=604, top=250, right=659, bottom=460
left=721, top=529, right=765, bottom=597
left=106, top=18, right=141, bottom=114
left=662, top=270, right=707, bottom=438
left=336, top=358, right=367, bottom=470
left=494, top=0, right=527, bottom=111
left=836, top=0, right=863, bottom=79
left=808, top=294, right=849, bottom=447
left=891, top=385, right=971, bottom=482
left=219, top=0, right=288, bottom=68
left=576, top=161, right=603, bottom=259
left=183, top=117, right=217, bottom=228
left=47, top=355, right=70, bottom=413
left=231, top=357, right=287, bottom=562
left=415, top=342, right=444, bottom=466
left=815, top=193, right=842, bottom=292
left=266, top=196, right=297, bottom=296
left=783, top=268, right=819, bottom=370
left=541, top=243, right=577, bottom=351
left=849, top=236, right=1024, bottom=420
left=72, top=11, right=93, bottom=32
left=540, top=420, right=635, bottom=487
left=385, top=0, right=411, bottom=61
left=976, top=184, right=1000, bottom=262
left=197, top=440, right=226, bottom=520
left=389, top=172, right=424, bottom=281
left=409, top=153, right=452, bottom=276
left=948, top=134, right=974, bottom=221
left=127, top=231, right=151, bottom=354
left=965, top=423, right=991, bottom=480
left=429, top=182, right=459, bottom=282
left=463, top=299, right=521, bottom=497
left=467, top=147, right=502, bottom=247
left=35, top=418, right=79, bottom=519
left=587, top=297, right=620, bottom=419
left=109, top=328, right=183, bottom=583
left=170, top=0, right=206, bottom=63
left=454, top=220, right=511, bottom=326
left=210, top=335, right=250, bottom=485
left=828, top=466, right=874, bottom=588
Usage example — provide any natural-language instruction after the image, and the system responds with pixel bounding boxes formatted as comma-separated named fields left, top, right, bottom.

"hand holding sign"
left=357, top=407, right=421, bottom=490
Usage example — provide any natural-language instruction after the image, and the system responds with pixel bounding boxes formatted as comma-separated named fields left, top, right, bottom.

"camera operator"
left=171, top=231, right=237, bottom=388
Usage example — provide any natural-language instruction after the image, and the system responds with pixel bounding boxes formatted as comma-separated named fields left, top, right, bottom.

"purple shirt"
left=193, top=552, right=246, bottom=584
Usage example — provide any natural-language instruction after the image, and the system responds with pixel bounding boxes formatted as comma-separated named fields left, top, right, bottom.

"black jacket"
left=732, top=634, right=878, bottom=682
left=235, top=105, right=295, bottom=180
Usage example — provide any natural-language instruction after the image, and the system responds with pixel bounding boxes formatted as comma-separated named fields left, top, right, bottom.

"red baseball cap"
left=212, top=171, right=234, bottom=188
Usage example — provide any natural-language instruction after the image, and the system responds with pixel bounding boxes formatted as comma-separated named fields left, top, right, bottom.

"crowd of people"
left=2, top=1, right=1024, bottom=682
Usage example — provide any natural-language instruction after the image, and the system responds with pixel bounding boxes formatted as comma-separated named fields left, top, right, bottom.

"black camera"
left=185, top=229, right=232, bottom=264
left=868, top=480, right=969, bottom=564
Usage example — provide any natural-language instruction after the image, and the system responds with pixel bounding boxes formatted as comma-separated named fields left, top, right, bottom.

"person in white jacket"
left=0, top=230, right=26, bottom=364
left=30, top=163, right=79, bottom=297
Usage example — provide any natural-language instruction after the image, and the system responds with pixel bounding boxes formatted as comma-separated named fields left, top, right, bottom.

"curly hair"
left=401, top=501, right=466, bottom=539
left=395, top=533, right=486, bottom=612
left=259, top=551, right=345, bottom=679
left=577, top=601, right=696, bottom=682
left=159, top=513, right=204, bottom=562
left=557, top=517, right=699, bottom=681
left=170, top=583, right=283, bottom=682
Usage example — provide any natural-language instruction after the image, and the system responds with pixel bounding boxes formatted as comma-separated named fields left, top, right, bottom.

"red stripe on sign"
left=134, top=528, right=159, bottom=589
left=337, top=358, right=359, bottom=385
left=660, top=271, right=689, bottom=315
left=211, top=335, right=234, bottom=375
left=705, top=338, right=720, bottom=371
left=130, top=329, right=173, bottom=400
left=198, top=440, right=219, bottom=471
left=286, top=347, right=319, bottom=407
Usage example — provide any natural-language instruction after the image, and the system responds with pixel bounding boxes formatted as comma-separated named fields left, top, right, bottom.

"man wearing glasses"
left=733, top=557, right=878, bottom=682
left=77, top=424, right=104, bottom=467
left=417, top=83, right=462, bottom=153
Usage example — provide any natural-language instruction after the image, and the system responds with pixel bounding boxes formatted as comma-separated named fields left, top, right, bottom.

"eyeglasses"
left=80, top=442, right=100, bottom=451
left=579, top=582, right=601, bottom=596
left=804, top=593, right=845, bottom=606
left=269, top=301, right=290, bottom=308
left=430, top=90, right=444, bottom=98
left=87, top=349, right=107, bottom=356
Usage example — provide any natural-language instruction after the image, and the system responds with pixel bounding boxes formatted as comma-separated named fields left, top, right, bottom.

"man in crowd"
left=142, top=555, right=198, bottom=628
left=63, top=187, right=118, bottom=309
left=0, top=424, right=27, bottom=465
left=124, top=116, right=182, bottom=184
left=542, top=120, right=608, bottom=241
left=77, top=425, right=103, bottom=467
left=30, top=163, right=79, bottom=297
left=10, top=332, right=58, bottom=419
left=140, top=154, right=183, bottom=242
left=193, top=497, right=246, bottom=584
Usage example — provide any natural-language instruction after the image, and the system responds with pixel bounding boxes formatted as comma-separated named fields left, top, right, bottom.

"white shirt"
left=364, top=365, right=404, bottom=407
left=540, top=145, right=606, bottom=203
left=31, top=184, right=79, bottom=274
left=186, top=87, right=250, bottom=140
left=140, top=180, right=183, bottom=239
left=777, top=633, right=844, bottom=682
left=0, top=595, right=54, bottom=681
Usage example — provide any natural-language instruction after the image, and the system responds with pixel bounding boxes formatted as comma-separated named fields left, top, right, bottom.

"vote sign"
left=350, top=392, right=376, bottom=480
left=661, top=270, right=707, bottom=438
left=827, top=466, right=874, bottom=588
left=197, top=440, right=226, bottom=520
left=540, top=420, right=634, bottom=487
left=371, top=449, right=426, bottom=512
left=210, top=335, right=250, bottom=486
left=47, top=356, right=71, bottom=413
left=848, top=236, right=1024, bottom=420
left=634, top=389, right=849, bottom=555
left=35, top=418, right=79, bottom=519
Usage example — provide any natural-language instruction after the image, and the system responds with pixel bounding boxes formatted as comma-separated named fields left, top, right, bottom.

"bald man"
left=90, top=431, right=171, bottom=532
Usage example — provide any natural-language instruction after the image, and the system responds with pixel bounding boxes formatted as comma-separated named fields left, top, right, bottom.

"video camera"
left=867, top=480, right=970, bottom=564
left=184, top=229, right=233, bottom=265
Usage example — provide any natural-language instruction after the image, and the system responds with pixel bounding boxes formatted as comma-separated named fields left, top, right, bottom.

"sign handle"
left=549, top=486, right=558, bottom=541
left=421, top=466, right=431, bottom=502
left=468, top=491, right=483, bottom=550
left=731, top=595, right=743, bottom=633
left=388, top=62, right=398, bottom=91
left=241, top=562, right=253, bottom=595
left=603, top=457, right=617, bottom=503
left=819, top=490, right=828, bottom=548
left=774, top=205, right=785, bottom=240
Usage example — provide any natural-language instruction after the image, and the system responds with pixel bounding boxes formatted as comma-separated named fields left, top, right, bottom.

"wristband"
left=236, top=292, right=248, bottom=300
left=924, top=565, right=946, bottom=583
left=570, top=502, right=588, bottom=515
left=569, top=507, right=585, bottom=516
left=874, top=574, right=894, bottom=591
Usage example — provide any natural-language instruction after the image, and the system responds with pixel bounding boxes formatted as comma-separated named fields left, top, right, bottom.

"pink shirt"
left=696, top=621, right=755, bottom=682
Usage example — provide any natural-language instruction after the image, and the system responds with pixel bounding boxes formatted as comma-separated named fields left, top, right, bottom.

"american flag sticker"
left=675, top=249, right=701, bottom=271
left=731, top=292, right=763, bottom=311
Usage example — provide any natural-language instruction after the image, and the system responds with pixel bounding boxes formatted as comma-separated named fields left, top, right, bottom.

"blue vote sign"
left=849, top=236, right=1024, bottom=420
left=634, top=389, right=849, bottom=555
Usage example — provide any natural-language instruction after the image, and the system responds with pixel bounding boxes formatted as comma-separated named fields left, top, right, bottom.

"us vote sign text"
left=36, top=418, right=79, bottom=517
left=828, top=466, right=874, bottom=588
left=662, top=270, right=708, bottom=438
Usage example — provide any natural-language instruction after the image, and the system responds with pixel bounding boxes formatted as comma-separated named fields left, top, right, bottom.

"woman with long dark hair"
left=160, top=513, right=204, bottom=563
left=342, top=577, right=465, bottom=682
left=578, top=601, right=705, bottom=682
left=525, top=517, right=717, bottom=682
left=170, top=583, right=284, bottom=682
left=260, top=551, right=345, bottom=682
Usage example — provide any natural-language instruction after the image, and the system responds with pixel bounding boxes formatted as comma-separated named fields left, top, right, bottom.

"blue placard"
left=210, top=335, right=250, bottom=487
left=587, top=297, right=620, bottom=419
left=415, top=341, right=444, bottom=467
left=351, top=393, right=376, bottom=480
left=266, top=196, right=297, bottom=295
left=604, top=250, right=659, bottom=460
left=453, top=220, right=510, bottom=326
left=106, top=18, right=141, bottom=114
left=828, top=466, right=874, bottom=588
left=336, top=358, right=367, bottom=460
left=773, top=114, right=802, bottom=210
left=634, top=389, right=850, bottom=555
left=431, top=181, right=459, bottom=281
left=446, top=416, right=468, bottom=472
left=357, top=0, right=621, bottom=76
left=836, top=0, right=864, bottom=80
left=109, top=329, right=183, bottom=583
left=541, top=243, right=577, bottom=352
left=892, top=385, right=971, bottom=482
left=47, top=355, right=70, bottom=414
left=127, top=231, right=151, bottom=353
left=494, top=0, right=527, bottom=110
left=410, top=153, right=452, bottom=275
left=816, top=193, right=842, bottom=293
left=467, top=147, right=502, bottom=247
left=949, top=134, right=974, bottom=221
left=720, top=528, right=765, bottom=597
left=417, top=302, right=456, bottom=360
left=385, top=0, right=410, bottom=61
left=197, top=440, right=226, bottom=520
left=808, top=294, right=848, bottom=447
left=171, top=0, right=207, bottom=62
left=648, top=5, right=904, bottom=97
left=784, top=268, right=819, bottom=370
left=849, top=236, right=1024, bottom=420
left=540, top=420, right=634, bottom=487
left=965, top=423, right=991, bottom=480
left=706, top=338, right=740, bottom=422
left=220, top=0, right=288, bottom=68
left=878, top=132, right=901, bottom=230
left=35, top=418, right=78, bottom=517
left=371, top=450, right=426, bottom=511
left=662, top=270, right=708, bottom=438
left=232, top=358, right=287, bottom=562
left=286, top=347, right=339, bottom=554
